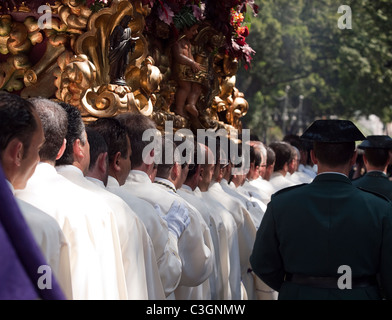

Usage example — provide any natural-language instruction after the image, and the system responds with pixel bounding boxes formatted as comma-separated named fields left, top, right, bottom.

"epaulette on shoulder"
left=356, top=187, right=391, bottom=203
left=271, top=183, right=308, bottom=199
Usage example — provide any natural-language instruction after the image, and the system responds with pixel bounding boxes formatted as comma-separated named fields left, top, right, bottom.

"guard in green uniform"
left=353, top=135, right=392, bottom=201
left=250, top=120, right=392, bottom=300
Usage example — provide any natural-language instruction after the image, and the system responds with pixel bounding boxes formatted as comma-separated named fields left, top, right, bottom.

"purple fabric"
left=0, top=165, right=65, bottom=300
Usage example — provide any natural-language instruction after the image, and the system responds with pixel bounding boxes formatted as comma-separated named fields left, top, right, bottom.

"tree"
left=237, top=0, right=392, bottom=141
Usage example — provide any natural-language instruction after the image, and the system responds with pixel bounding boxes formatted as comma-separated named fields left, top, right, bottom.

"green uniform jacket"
left=250, top=173, right=392, bottom=300
left=353, top=171, right=392, bottom=201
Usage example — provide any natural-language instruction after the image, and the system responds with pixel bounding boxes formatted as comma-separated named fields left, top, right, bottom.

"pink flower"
left=192, top=3, right=205, bottom=21
left=158, top=3, right=175, bottom=25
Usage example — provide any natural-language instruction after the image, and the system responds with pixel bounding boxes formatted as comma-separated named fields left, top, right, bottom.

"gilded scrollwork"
left=55, top=53, right=97, bottom=114
left=56, top=0, right=93, bottom=34
left=0, top=0, right=250, bottom=133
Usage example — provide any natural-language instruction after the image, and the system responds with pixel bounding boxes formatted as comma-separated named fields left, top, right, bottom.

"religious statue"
left=171, top=7, right=206, bottom=119
left=108, top=15, right=139, bottom=86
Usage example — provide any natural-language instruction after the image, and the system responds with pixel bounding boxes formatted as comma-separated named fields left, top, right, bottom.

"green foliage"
left=237, top=0, right=392, bottom=140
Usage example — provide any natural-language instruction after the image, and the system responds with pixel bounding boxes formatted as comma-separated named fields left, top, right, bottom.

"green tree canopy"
left=237, top=0, right=392, bottom=142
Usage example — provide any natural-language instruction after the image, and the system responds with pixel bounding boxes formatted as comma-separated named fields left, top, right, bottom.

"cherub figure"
left=171, top=7, right=206, bottom=119
left=108, top=15, right=139, bottom=85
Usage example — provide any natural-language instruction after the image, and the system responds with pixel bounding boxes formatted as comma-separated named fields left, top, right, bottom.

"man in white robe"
left=0, top=94, right=72, bottom=299
left=83, top=125, right=163, bottom=299
left=16, top=99, right=126, bottom=299
left=168, top=141, right=215, bottom=300
left=117, top=113, right=214, bottom=299
left=220, top=161, right=265, bottom=230
left=127, top=138, right=214, bottom=300
left=193, top=144, right=241, bottom=299
left=268, top=141, right=296, bottom=193
left=240, top=143, right=273, bottom=207
left=114, top=113, right=186, bottom=299
left=177, top=149, right=224, bottom=300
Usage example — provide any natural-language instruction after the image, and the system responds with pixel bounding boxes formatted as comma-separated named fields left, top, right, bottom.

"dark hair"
left=28, top=98, right=68, bottom=162
left=86, top=127, right=108, bottom=170
left=56, top=102, right=86, bottom=165
left=313, top=142, right=355, bottom=167
left=269, top=141, right=292, bottom=171
left=156, top=137, right=177, bottom=179
left=283, top=134, right=305, bottom=151
left=249, top=145, right=262, bottom=167
left=288, top=145, right=298, bottom=163
left=0, top=92, right=37, bottom=159
left=185, top=142, right=200, bottom=181
left=266, top=146, right=276, bottom=167
left=364, top=148, right=390, bottom=168
left=87, top=117, right=128, bottom=166
left=116, top=112, right=157, bottom=169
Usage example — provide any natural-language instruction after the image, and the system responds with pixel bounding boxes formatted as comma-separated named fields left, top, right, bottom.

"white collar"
left=107, top=175, right=120, bottom=188
left=85, top=176, right=105, bottom=188
left=180, top=184, right=193, bottom=192
left=154, top=177, right=176, bottom=193
left=127, top=170, right=151, bottom=184
left=56, top=164, right=84, bottom=177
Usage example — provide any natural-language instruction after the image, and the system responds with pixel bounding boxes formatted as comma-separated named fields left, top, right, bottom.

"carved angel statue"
left=171, top=6, right=206, bottom=119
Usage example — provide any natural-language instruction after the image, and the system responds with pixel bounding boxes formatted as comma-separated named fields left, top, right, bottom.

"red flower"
left=235, top=35, right=246, bottom=46
left=238, top=26, right=249, bottom=37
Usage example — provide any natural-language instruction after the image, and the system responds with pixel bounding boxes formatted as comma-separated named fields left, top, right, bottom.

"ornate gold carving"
left=57, top=0, right=93, bottom=34
left=226, top=88, right=248, bottom=130
left=0, top=0, right=249, bottom=132
left=0, top=54, right=30, bottom=91
left=83, top=83, right=135, bottom=118
left=55, top=53, right=97, bottom=113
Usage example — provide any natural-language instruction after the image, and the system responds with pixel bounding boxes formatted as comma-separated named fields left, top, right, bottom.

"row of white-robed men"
left=11, top=96, right=315, bottom=300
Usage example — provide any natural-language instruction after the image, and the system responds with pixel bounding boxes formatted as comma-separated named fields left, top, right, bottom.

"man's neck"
left=366, top=165, right=387, bottom=174
left=317, top=165, right=350, bottom=176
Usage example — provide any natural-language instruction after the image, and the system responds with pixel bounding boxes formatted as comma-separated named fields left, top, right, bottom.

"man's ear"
left=73, top=139, right=83, bottom=159
left=113, top=151, right=122, bottom=172
left=172, top=162, right=180, bottom=179
left=310, top=149, right=318, bottom=165
left=98, top=152, right=108, bottom=174
left=56, top=138, right=67, bottom=160
left=5, top=138, right=24, bottom=167
left=193, top=165, right=201, bottom=182
left=199, top=166, right=204, bottom=178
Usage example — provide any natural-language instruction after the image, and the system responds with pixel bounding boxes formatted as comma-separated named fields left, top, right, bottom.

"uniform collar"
left=365, top=171, right=388, bottom=178
left=313, top=172, right=352, bottom=184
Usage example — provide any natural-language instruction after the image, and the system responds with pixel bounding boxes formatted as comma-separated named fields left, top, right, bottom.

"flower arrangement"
left=1, top=0, right=257, bottom=67
left=143, top=0, right=258, bottom=68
